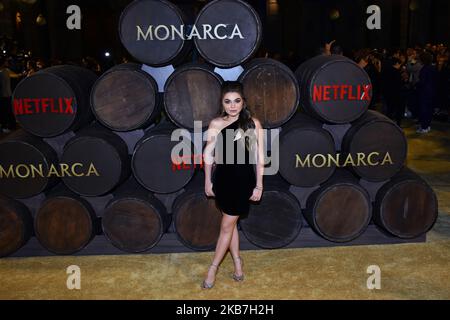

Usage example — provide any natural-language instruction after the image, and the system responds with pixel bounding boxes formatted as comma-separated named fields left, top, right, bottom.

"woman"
left=202, top=81, right=265, bottom=289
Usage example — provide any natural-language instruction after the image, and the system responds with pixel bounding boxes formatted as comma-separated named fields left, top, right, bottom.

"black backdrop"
left=1, top=0, right=450, bottom=64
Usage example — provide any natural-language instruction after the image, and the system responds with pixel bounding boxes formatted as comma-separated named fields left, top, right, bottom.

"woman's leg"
left=229, top=224, right=243, bottom=276
left=204, top=213, right=239, bottom=285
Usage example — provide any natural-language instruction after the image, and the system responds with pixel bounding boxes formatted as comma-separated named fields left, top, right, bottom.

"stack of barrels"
left=0, top=61, right=174, bottom=257
left=0, top=0, right=266, bottom=256
left=0, top=0, right=438, bottom=257
left=243, top=53, right=437, bottom=249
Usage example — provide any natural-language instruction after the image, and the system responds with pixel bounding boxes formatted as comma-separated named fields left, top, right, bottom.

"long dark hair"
left=219, top=81, right=255, bottom=132
left=219, top=81, right=257, bottom=152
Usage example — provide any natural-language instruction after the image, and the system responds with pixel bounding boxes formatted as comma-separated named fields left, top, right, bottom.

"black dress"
left=212, top=119, right=257, bottom=216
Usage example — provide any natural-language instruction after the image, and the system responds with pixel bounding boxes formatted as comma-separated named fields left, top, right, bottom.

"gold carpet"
left=0, top=240, right=449, bottom=300
left=0, top=119, right=449, bottom=300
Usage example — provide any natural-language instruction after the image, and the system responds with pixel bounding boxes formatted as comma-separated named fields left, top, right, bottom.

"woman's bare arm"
left=203, top=119, right=220, bottom=189
left=253, top=118, right=265, bottom=188
left=7, top=68, right=23, bottom=79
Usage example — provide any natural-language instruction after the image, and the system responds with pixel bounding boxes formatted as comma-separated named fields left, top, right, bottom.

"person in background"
left=406, top=48, right=423, bottom=119
left=367, top=51, right=383, bottom=110
left=0, top=56, right=22, bottom=133
left=25, top=59, right=37, bottom=77
left=381, top=57, right=405, bottom=126
left=355, top=49, right=381, bottom=111
left=416, top=52, right=437, bottom=134
left=323, top=40, right=344, bottom=56
left=354, top=49, right=370, bottom=69
left=435, top=54, right=450, bottom=119
left=36, top=58, right=47, bottom=71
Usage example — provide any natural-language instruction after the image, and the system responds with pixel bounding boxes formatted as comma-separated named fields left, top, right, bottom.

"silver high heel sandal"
left=232, top=256, right=244, bottom=282
left=201, top=263, right=219, bottom=289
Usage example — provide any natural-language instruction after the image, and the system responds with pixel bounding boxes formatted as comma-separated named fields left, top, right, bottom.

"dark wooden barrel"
left=119, top=0, right=191, bottom=66
left=373, top=168, right=438, bottom=238
left=132, top=120, right=196, bottom=193
left=12, top=65, right=97, bottom=137
left=0, top=130, right=59, bottom=199
left=304, top=169, right=372, bottom=242
left=238, top=58, right=299, bottom=128
left=279, top=112, right=336, bottom=187
left=194, top=0, right=262, bottom=68
left=342, top=110, right=407, bottom=182
left=60, top=125, right=130, bottom=196
left=102, top=177, right=171, bottom=253
left=172, top=173, right=222, bottom=251
left=91, top=63, right=161, bottom=131
left=164, top=63, right=223, bottom=130
left=240, top=174, right=302, bottom=249
left=35, top=186, right=99, bottom=255
left=0, top=196, right=33, bottom=257
left=295, top=55, right=371, bottom=124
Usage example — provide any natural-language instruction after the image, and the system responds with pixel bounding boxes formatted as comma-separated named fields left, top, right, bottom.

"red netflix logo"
left=172, top=154, right=204, bottom=171
left=313, top=84, right=372, bottom=102
left=13, top=98, right=75, bottom=115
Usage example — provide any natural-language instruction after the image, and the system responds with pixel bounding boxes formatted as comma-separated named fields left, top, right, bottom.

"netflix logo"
left=172, top=154, right=204, bottom=171
left=313, top=84, right=372, bottom=102
left=13, top=98, right=75, bottom=115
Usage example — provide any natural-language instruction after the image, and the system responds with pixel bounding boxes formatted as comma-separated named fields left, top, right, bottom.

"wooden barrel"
left=0, top=196, right=33, bottom=257
left=164, top=63, right=223, bottom=130
left=238, top=58, right=299, bottom=128
left=91, top=63, right=161, bottom=131
left=0, top=130, right=59, bottom=199
left=194, top=0, right=262, bottom=67
left=60, top=125, right=130, bottom=196
left=132, top=121, right=196, bottom=193
left=102, top=178, right=171, bottom=253
left=295, top=55, right=371, bottom=124
left=35, top=185, right=99, bottom=255
left=342, top=110, right=407, bottom=182
left=119, top=0, right=191, bottom=66
left=172, top=173, right=222, bottom=251
left=279, top=112, right=336, bottom=187
left=240, top=174, right=302, bottom=249
left=304, top=169, right=372, bottom=242
left=12, top=65, right=97, bottom=137
left=373, top=168, right=438, bottom=238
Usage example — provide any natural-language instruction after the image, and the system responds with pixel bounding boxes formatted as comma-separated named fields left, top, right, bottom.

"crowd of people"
left=1, top=43, right=449, bottom=134
left=351, top=43, right=450, bottom=134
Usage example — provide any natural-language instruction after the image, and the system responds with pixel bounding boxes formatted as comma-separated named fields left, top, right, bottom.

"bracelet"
left=254, top=186, right=263, bottom=190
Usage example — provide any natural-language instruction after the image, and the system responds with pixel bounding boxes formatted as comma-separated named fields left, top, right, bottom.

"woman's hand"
left=205, top=181, right=215, bottom=197
left=249, top=187, right=263, bottom=201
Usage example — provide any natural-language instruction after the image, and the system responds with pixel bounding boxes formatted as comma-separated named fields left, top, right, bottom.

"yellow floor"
left=0, top=119, right=449, bottom=300
left=0, top=241, right=449, bottom=300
